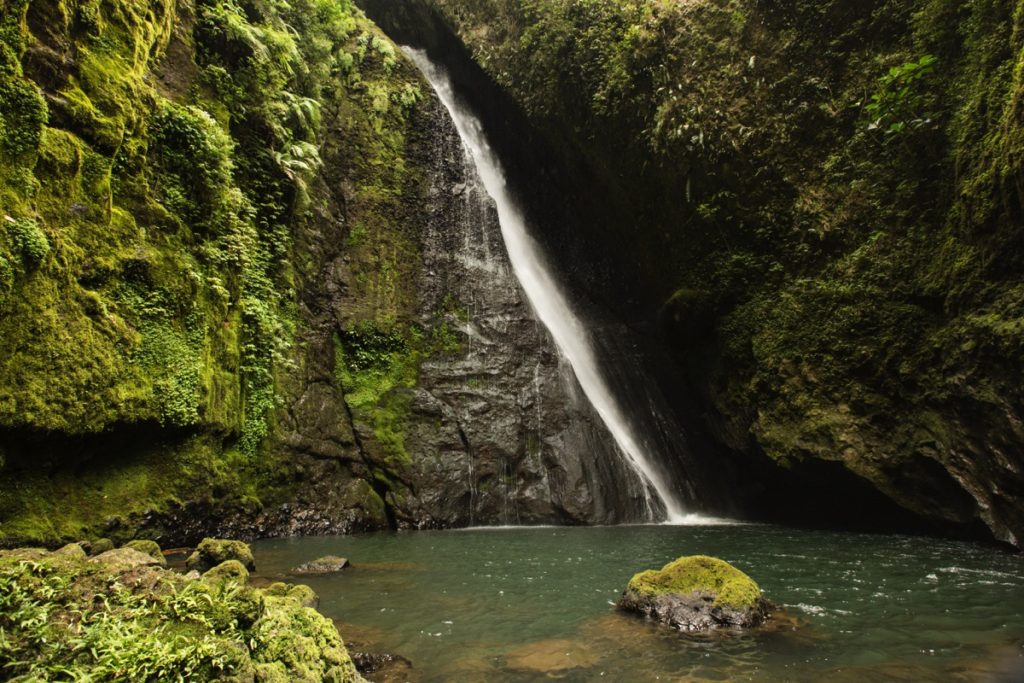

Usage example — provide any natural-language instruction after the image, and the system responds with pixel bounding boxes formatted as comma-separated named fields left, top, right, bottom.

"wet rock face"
left=243, top=51, right=687, bottom=535
left=382, top=93, right=654, bottom=527
left=618, top=556, right=770, bottom=631
left=620, top=588, right=770, bottom=631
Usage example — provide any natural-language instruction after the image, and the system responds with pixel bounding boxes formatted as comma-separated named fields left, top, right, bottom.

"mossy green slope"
left=413, top=0, right=1024, bottom=543
left=0, top=0, right=432, bottom=545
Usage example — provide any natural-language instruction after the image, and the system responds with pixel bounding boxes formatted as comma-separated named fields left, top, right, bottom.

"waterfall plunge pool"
left=252, top=525, right=1024, bottom=681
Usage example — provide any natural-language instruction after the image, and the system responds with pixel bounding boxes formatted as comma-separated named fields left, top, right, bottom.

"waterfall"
left=405, top=48, right=692, bottom=523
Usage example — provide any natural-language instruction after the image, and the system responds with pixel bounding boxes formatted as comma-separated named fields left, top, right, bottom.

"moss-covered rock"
left=52, top=542, right=87, bottom=560
left=0, top=0, right=430, bottom=548
left=265, top=581, right=320, bottom=609
left=123, top=539, right=167, bottom=566
left=203, top=559, right=251, bottom=584
left=90, top=546, right=165, bottom=570
left=186, top=537, right=256, bottom=572
left=618, top=555, right=770, bottom=630
left=87, top=538, right=115, bottom=555
left=0, top=545, right=364, bottom=681
left=253, top=594, right=360, bottom=682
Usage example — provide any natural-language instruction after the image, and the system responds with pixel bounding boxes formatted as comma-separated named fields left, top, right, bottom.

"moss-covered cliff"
left=0, top=0, right=441, bottom=544
left=365, top=0, right=1024, bottom=544
left=0, top=0, right=663, bottom=546
left=4, top=0, right=1022, bottom=547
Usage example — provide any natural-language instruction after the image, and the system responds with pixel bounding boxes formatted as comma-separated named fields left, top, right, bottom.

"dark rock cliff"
left=359, top=0, right=1024, bottom=546
left=0, top=0, right=695, bottom=546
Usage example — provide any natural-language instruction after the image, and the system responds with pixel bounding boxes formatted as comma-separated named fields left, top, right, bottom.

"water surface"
left=252, top=525, right=1024, bottom=681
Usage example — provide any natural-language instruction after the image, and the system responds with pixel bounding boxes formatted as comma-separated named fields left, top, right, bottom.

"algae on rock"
left=619, top=555, right=770, bottom=630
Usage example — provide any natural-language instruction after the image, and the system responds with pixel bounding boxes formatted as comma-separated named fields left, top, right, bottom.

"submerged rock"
left=351, top=650, right=414, bottom=679
left=292, top=555, right=351, bottom=575
left=186, top=538, right=256, bottom=572
left=618, top=555, right=769, bottom=631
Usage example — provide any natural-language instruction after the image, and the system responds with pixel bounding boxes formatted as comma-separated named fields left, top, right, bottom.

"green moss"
left=335, top=325, right=419, bottom=467
left=187, top=537, right=256, bottom=571
left=0, top=546, right=360, bottom=681
left=0, top=0, right=451, bottom=544
left=627, top=555, right=762, bottom=609
left=123, top=539, right=166, bottom=565
left=0, top=434, right=251, bottom=547
left=90, top=538, right=115, bottom=555
left=5, top=216, right=48, bottom=267
left=0, top=78, right=46, bottom=157
left=252, top=595, right=359, bottom=682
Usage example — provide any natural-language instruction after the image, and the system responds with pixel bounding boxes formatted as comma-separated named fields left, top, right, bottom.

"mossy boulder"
left=203, top=559, right=250, bottom=584
left=186, top=538, right=256, bottom=572
left=90, top=547, right=164, bottom=571
left=87, top=538, right=115, bottom=556
left=266, top=582, right=320, bottom=609
left=618, top=555, right=770, bottom=631
left=52, top=543, right=87, bottom=560
left=123, top=540, right=166, bottom=566
left=253, top=595, right=361, bottom=682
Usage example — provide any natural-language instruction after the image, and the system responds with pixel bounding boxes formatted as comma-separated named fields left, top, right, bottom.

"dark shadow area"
left=733, top=452, right=1000, bottom=545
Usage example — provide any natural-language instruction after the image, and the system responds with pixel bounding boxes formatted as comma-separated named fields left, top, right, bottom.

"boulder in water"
left=617, top=555, right=769, bottom=631
left=185, top=538, right=256, bottom=572
left=292, top=555, right=351, bottom=575
left=203, top=560, right=250, bottom=584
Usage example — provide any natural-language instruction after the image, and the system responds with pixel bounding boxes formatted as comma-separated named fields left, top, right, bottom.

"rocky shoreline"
left=0, top=539, right=367, bottom=682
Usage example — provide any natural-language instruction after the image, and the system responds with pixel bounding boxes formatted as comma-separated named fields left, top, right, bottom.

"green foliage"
left=335, top=325, right=418, bottom=466
left=864, top=54, right=939, bottom=138
left=0, top=0, right=437, bottom=544
left=150, top=102, right=236, bottom=231
left=0, top=548, right=360, bottom=682
left=0, top=557, right=245, bottom=680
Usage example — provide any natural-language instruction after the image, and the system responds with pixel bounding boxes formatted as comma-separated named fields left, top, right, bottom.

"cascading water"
left=405, top=48, right=692, bottom=523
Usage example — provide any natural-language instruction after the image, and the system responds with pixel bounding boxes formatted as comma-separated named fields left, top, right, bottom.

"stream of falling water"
left=405, top=47, right=694, bottom=522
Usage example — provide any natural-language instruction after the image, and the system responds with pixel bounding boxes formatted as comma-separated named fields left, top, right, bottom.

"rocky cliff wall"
left=360, top=0, right=1024, bottom=545
left=0, top=0, right=681, bottom=546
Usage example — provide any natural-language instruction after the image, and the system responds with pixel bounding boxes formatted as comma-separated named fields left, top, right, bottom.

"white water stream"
left=406, top=48, right=696, bottom=523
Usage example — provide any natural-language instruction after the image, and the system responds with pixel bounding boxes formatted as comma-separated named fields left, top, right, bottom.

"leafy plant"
left=864, top=54, right=939, bottom=139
